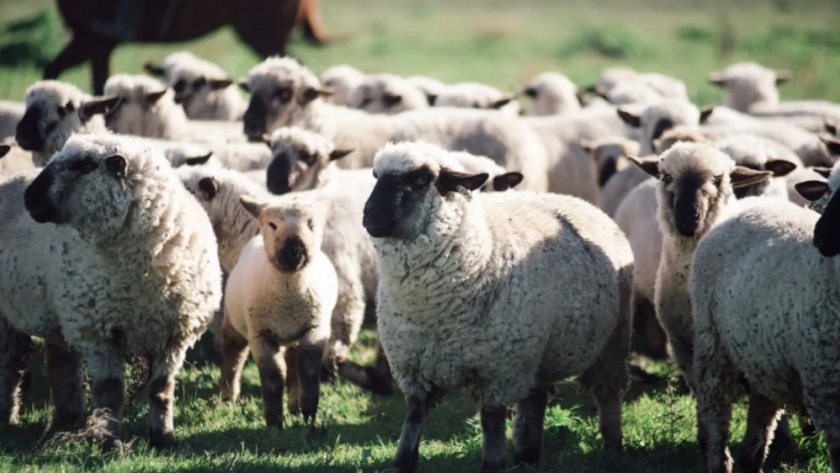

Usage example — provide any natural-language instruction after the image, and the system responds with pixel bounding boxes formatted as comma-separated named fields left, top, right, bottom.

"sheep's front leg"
left=0, top=317, right=31, bottom=425
left=394, top=387, right=442, bottom=473
left=480, top=403, right=508, bottom=472
left=81, top=345, right=126, bottom=449
left=44, top=342, right=84, bottom=430
left=514, top=387, right=549, bottom=467
left=284, top=347, right=301, bottom=415
left=218, top=315, right=249, bottom=401
left=251, top=332, right=287, bottom=428
left=147, top=347, right=189, bottom=449
left=737, top=392, right=782, bottom=473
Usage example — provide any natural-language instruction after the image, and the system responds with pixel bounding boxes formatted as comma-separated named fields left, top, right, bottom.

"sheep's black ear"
left=144, top=62, right=165, bottom=77
left=197, top=176, right=218, bottom=200
left=775, top=70, right=792, bottom=86
left=699, top=105, right=715, bottom=124
left=79, top=96, right=123, bottom=121
left=436, top=168, right=489, bottom=194
left=0, top=144, right=10, bottom=159
left=425, top=93, right=437, bottom=106
left=383, top=93, right=402, bottom=107
left=145, top=89, right=168, bottom=104
left=579, top=139, right=594, bottom=155
left=795, top=180, right=830, bottom=202
left=492, top=172, right=523, bottom=191
left=617, top=108, right=641, bottom=127
left=730, top=166, right=772, bottom=189
left=208, top=78, right=234, bottom=90
left=626, top=155, right=660, bottom=178
left=825, top=119, right=838, bottom=136
left=764, top=158, right=797, bottom=177
left=239, top=195, right=266, bottom=219
left=185, top=152, right=213, bottom=166
left=813, top=166, right=833, bottom=179
left=104, top=154, right=127, bottom=180
left=707, top=72, right=727, bottom=87
left=238, top=81, right=250, bottom=93
left=820, top=134, right=840, bottom=156
left=329, top=149, right=353, bottom=161
left=303, top=87, right=333, bottom=103
left=490, top=96, right=513, bottom=109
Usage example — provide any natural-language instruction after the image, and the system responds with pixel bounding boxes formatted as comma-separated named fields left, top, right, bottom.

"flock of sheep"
left=0, top=51, right=839, bottom=473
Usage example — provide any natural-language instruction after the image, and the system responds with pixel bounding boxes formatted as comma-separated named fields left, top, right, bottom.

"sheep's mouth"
left=363, top=220, right=396, bottom=238
left=27, top=206, right=61, bottom=224
left=276, top=238, right=309, bottom=272
left=15, top=135, right=43, bottom=151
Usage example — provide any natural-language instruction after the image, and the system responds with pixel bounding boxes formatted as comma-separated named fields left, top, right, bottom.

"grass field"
left=0, top=0, right=839, bottom=471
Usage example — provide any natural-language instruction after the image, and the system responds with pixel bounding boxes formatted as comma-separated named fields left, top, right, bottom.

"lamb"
left=433, top=81, right=520, bottom=115
left=0, top=143, right=37, bottom=178
left=405, top=75, right=447, bottom=106
left=15, top=80, right=121, bottom=166
left=0, top=133, right=222, bottom=448
left=218, top=193, right=338, bottom=428
left=364, top=141, right=633, bottom=472
left=598, top=100, right=714, bottom=216
left=320, top=64, right=365, bottom=106
left=103, top=74, right=247, bottom=143
left=579, top=136, right=641, bottom=189
left=0, top=101, right=25, bottom=142
left=144, top=51, right=246, bottom=121
left=691, top=197, right=840, bottom=473
left=626, top=143, right=771, bottom=387
left=241, top=57, right=550, bottom=191
left=348, top=74, right=428, bottom=114
left=708, top=62, right=791, bottom=112
left=520, top=72, right=582, bottom=116
left=264, top=126, right=355, bottom=194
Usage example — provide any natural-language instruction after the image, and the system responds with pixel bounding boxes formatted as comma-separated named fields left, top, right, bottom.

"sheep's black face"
left=732, top=163, right=769, bottom=199
left=266, top=150, right=294, bottom=195
left=244, top=94, right=268, bottom=141
left=364, top=167, right=433, bottom=239
left=277, top=234, right=309, bottom=272
left=16, top=106, right=47, bottom=151
left=813, top=190, right=840, bottom=257
left=662, top=171, right=719, bottom=238
left=24, top=164, right=62, bottom=224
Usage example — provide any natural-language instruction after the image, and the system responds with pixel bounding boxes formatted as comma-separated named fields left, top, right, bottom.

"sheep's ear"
left=795, top=180, right=830, bottom=202
left=436, top=168, right=489, bottom=194
left=813, top=166, right=832, bottom=179
left=329, top=149, right=353, bottom=161
left=617, top=108, right=641, bottom=127
left=652, top=138, right=663, bottom=152
left=260, top=133, right=272, bottom=148
left=699, top=105, right=715, bottom=124
left=579, top=139, right=594, bottom=155
left=239, top=195, right=266, bottom=219
left=820, top=134, right=840, bottom=156
left=580, top=83, right=597, bottom=94
left=197, top=176, right=218, bottom=200
left=490, top=96, right=514, bottom=109
left=238, top=80, right=250, bottom=93
left=764, top=158, right=797, bottom=177
left=144, top=62, right=165, bottom=77
left=425, top=93, right=437, bottom=106
left=825, top=119, right=838, bottom=136
left=594, top=84, right=610, bottom=100
left=207, top=78, right=234, bottom=90
left=492, top=172, right=523, bottom=191
left=707, top=72, right=727, bottom=87
left=185, top=152, right=213, bottom=166
left=303, top=87, right=333, bottom=103
left=0, top=144, right=10, bottom=159
left=145, top=89, right=168, bottom=104
left=104, top=154, right=127, bottom=180
left=729, top=166, right=772, bottom=188
left=383, top=93, right=402, bottom=107
left=775, top=70, right=792, bottom=86
left=575, top=89, right=589, bottom=107
left=79, top=96, right=122, bottom=121
left=626, top=155, right=660, bottom=178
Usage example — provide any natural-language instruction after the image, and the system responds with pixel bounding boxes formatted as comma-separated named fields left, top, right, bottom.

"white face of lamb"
left=809, top=190, right=833, bottom=215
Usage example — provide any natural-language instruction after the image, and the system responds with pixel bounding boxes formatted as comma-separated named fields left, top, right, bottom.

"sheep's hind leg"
left=297, top=336, right=328, bottom=423
left=285, top=347, right=301, bottom=416
left=800, top=380, right=840, bottom=473
left=0, top=317, right=31, bottom=425
left=82, top=345, right=126, bottom=450
left=480, top=403, right=508, bottom=472
left=146, top=346, right=190, bottom=450
left=218, top=316, right=249, bottom=402
left=394, top=387, right=443, bottom=473
left=251, top=333, right=287, bottom=429
left=737, top=392, right=782, bottom=473
left=514, top=387, right=549, bottom=467
left=44, top=342, right=84, bottom=430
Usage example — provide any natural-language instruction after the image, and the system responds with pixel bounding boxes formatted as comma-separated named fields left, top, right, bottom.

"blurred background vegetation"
left=0, top=0, right=839, bottom=106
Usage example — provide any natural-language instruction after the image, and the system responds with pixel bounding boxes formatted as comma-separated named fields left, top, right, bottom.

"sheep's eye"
left=68, top=156, right=98, bottom=174
left=408, top=172, right=430, bottom=190
left=712, top=175, right=723, bottom=186
left=173, top=79, right=187, bottom=93
left=661, top=174, right=672, bottom=184
left=268, top=222, right=277, bottom=230
left=275, top=88, right=292, bottom=103
left=56, top=106, right=66, bottom=118
left=307, top=218, right=315, bottom=230
left=300, top=152, right=316, bottom=166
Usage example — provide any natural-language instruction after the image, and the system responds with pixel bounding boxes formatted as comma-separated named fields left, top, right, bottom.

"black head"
left=813, top=188, right=840, bottom=257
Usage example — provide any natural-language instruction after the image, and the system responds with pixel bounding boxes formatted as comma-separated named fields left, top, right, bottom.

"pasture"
left=0, top=0, right=838, bottom=471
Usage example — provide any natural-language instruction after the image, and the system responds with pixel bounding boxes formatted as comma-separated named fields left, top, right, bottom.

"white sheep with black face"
left=405, top=75, right=446, bottom=106
left=144, top=51, right=245, bottom=120
left=348, top=74, right=428, bottom=115
left=319, top=64, right=366, bottom=106
left=15, top=81, right=121, bottom=166
left=433, top=81, right=520, bottom=115
left=264, top=126, right=353, bottom=194
left=0, top=133, right=221, bottom=449
left=520, top=72, right=581, bottom=116
left=627, top=142, right=771, bottom=387
left=708, top=62, right=790, bottom=113
left=364, top=141, right=633, bottom=473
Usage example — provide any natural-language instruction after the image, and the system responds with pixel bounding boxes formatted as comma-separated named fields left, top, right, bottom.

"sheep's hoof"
left=148, top=428, right=176, bottom=450
left=479, top=459, right=506, bottom=473
left=514, top=447, right=541, bottom=467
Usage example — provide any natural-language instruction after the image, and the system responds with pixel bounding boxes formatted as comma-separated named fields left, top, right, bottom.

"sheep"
left=691, top=197, right=840, bottom=473
left=320, top=64, right=365, bottom=106
left=347, top=74, right=428, bottom=115
left=626, top=143, right=771, bottom=387
left=433, top=82, right=520, bottom=116
left=241, top=57, right=550, bottom=191
left=0, top=101, right=25, bottom=142
left=144, top=51, right=246, bottom=121
left=583, top=66, right=638, bottom=96
left=603, top=82, right=666, bottom=106
left=748, top=101, right=840, bottom=133
left=708, top=62, right=791, bottom=113
left=579, top=136, right=641, bottom=189
left=713, top=135, right=799, bottom=199
left=597, top=100, right=714, bottom=216
left=15, top=81, right=121, bottom=167
left=0, top=143, right=37, bottom=178
left=448, top=151, right=523, bottom=192
left=218, top=193, right=338, bottom=427
left=264, top=126, right=354, bottom=194
left=364, top=141, right=633, bottom=473
left=405, top=75, right=447, bottom=106
left=520, top=72, right=581, bottom=116
left=589, top=71, right=688, bottom=103
left=0, top=133, right=222, bottom=448
left=103, top=74, right=247, bottom=143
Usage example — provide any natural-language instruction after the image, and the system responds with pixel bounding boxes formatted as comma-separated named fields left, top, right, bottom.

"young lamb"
left=364, top=141, right=634, bottom=472
left=144, top=51, right=246, bottom=120
left=691, top=197, right=840, bottom=473
left=319, top=64, right=365, bottom=106
left=348, top=74, right=428, bottom=115
left=219, top=193, right=338, bottom=428
left=433, top=82, right=519, bottom=115
left=241, top=57, right=550, bottom=191
left=0, top=133, right=222, bottom=448
left=708, top=62, right=790, bottom=113
left=520, top=72, right=582, bottom=116
left=15, top=81, right=121, bottom=166
left=627, top=142, right=771, bottom=387
left=0, top=101, right=25, bottom=142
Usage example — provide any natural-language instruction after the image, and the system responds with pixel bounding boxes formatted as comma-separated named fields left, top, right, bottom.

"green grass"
left=0, top=0, right=838, bottom=470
